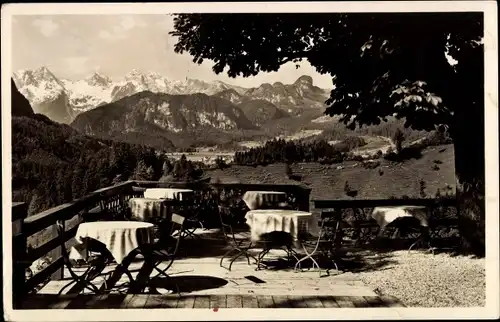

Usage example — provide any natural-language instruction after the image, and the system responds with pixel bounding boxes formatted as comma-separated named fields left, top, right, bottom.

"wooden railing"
left=313, top=197, right=459, bottom=246
left=11, top=180, right=311, bottom=306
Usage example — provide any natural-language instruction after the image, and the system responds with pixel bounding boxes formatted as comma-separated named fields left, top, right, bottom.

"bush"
left=215, top=156, right=228, bottom=170
left=393, top=128, right=405, bottom=154
left=362, top=160, right=381, bottom=169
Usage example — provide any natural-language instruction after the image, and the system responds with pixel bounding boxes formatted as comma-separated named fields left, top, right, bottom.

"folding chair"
left=56, top=220, right=110, bottom=295
left=140, top=213, right=185, bottom=294
left=218, top=206, right=257, bottom=271
left=294, top=211, right=343, bottom=276
left=254, top=231, right=301, bottom=271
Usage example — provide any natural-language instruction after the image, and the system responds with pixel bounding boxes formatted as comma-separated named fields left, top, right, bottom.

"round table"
left=143, top=188, right=194, bottom=201
left=371, top=206, right=429, bottom=232
left=242, top=191, right=287, bottom=210
left=69, top=221, right=155, bottom=265
left=128, top=198, right=172, bottom=222
left=244, top=209, right=320, bottom=245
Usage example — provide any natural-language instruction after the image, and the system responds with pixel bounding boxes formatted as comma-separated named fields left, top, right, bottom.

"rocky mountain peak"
left=11, top=79, right=35, bottom=117
left=294, top=75, right=314, bottom=86
left=85, top=72, right=112, bottom=87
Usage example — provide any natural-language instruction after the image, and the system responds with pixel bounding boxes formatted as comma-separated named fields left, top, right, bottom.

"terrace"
left=11, top=180, right=459, bottom=309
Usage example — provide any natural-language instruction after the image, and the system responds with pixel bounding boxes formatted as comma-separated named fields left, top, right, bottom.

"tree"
left=171, top=12, right=485, bottom=255
left=393, top=128, right=405, bottom=154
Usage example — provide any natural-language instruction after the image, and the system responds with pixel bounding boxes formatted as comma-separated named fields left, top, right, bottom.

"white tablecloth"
left=242, top=191, right=287, bottom=210
left=245, top=209, right=320, bottom=244
left=69, top=221, right=154, bottom=264
left=143, top=188, right=194, bottom=200
left=371, top=206, right=429, bottom=231
left=128, top=198, right=171, bottom=222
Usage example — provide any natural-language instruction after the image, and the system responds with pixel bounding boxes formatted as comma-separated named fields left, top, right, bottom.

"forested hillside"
left=11, top=80, right=201, bottom=216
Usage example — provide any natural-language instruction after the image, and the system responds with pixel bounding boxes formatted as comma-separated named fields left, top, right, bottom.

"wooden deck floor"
left=20, top=293, right=404, bottom=309
left=20, top=229, right=405, bottom=309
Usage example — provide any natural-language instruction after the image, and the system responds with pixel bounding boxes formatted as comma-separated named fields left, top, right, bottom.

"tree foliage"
left=171, top=12, right=485, bottom=255
left=171, top=12, right=483, bottom=182
left=12, top=115, right=168, bottom=216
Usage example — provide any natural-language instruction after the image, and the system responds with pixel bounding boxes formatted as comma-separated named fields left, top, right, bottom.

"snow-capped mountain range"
left=12, top=66, right=250, bottom=123
left=13, top=66, right=329, bottom=125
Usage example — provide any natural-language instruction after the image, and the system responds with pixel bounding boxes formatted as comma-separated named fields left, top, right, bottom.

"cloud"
left=120, top=16, right=146, bottom=30
left=98, top=30, right=113, bottom=39
left=32, top=18, right=59, bottom=37
left=65, top=56, right=89, bottom=75
left=98, top=16, right=146, bottom=41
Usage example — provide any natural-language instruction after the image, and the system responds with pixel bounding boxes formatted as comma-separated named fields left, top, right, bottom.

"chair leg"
left=228, top=250, right=245, bottom=271
left=58, top=279, right=77, bottom=296
left=220, top=248, right=238, bottom=270
left=255, top=248, right=270, bottom=271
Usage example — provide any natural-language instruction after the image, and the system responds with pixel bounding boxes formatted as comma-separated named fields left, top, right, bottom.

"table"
left=371, top=206, right=433, bottom=252
left=242, top=191, right=287, bottom=210
left=128, top=198, right=171, bottom=222
left=244, top=209, right=320, bottom=246
left=69, top=221, right=155, bottom=265
left=371, top=206, right=428, bottom=232
left=245, top=209, right=321, bottom=271
left=69, top=221, right=156, bottom=293
left=143, top=188, right=194, bottom=200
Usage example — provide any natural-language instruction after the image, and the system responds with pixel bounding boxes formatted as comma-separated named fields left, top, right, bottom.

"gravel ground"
left=353, top=250, right=485, bottom=307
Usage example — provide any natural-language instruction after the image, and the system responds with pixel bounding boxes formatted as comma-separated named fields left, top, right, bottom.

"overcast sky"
left=11, top=14, right=334, bottom=88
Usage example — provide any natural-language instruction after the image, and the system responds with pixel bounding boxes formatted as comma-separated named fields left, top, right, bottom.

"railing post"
left=297, top=186, right=311, bottom=212
left=50, top=220, right=64, bottom=281
left=12, top=202, right=28, bottom=309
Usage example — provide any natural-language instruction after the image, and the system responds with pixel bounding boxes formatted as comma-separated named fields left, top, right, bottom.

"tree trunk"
left=450, top=99, right=485, bottom=256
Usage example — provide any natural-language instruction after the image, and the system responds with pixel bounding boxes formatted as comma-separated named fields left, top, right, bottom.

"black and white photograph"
left=2, top=2, right=498, bottom=321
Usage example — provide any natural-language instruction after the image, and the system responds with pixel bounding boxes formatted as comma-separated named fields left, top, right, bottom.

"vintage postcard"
left=2, top=1, right=498, bottom=321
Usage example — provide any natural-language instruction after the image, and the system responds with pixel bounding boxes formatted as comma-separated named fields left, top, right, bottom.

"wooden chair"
left=254, top=231, right=300, bottom=271
left=218, top=206, right=257, bottom=271
left=140, top=213, right=186, bottom=294
left=56, top=220, right=110, bottom=295
left=294, top=211, right=343, bottom=276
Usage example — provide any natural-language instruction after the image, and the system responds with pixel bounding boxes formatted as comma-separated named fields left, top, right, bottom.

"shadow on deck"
left=20, top=294, right=405, bottom=309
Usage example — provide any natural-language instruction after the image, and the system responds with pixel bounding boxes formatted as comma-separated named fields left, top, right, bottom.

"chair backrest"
left=165, top=213, right=185, bottom=255
left=171, top=213, right=185, bottom=226
left=218, top=205, right=231, bottom=226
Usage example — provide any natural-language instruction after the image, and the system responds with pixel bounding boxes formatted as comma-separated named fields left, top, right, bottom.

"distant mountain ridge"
left=70, top=91, right=260, bottom=148
left=13, top=66, right=330, bottom=124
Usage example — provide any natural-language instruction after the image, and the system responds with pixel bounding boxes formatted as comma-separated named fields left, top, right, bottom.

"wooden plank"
left=302, top=296, right=324, bottom=308
left=26, top=222, right=79, bottom=264
left=64, top=294, right=96, bottom=309
left=209, top=295, right=227, bottom=309
left=25, top=256, right=64, bottom=293
left=364, top=296, right=385, bottom=307
left=49, top=294, right=79, bottom=309
left=193, top=295, right=210, bottom=308
left=176, top=295, right=195, bottom=308
left=271, top=296, right=292, bottom=308
left=318, top=296, right=340, bottom=308
left=351, top=296, right=370, bottom=307
left=241, top=295, right=258, bottom=308
left=12, top=202, right=28, bottom=222
left=378, top=295, right=405, bottom=307
left=144, top=295, right=168, bottom=308
left=226, top=295, right=243, bottom=308
left=161, top=295, right=180, bottom=308
left=116, top=294, right=135, bottom=309
left=126, top=294, right=150, bottom=308
left=288, top=295, right=307, bottom=308
left=257, top=295, right=274, bottom=308
left=83, top=294, right=109, bottom=309
left=20, top=294, right=57, bottom=309
left=333, top=296, right=356, bottom=308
